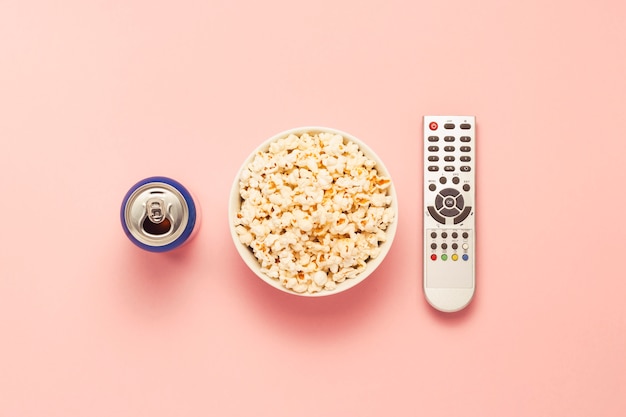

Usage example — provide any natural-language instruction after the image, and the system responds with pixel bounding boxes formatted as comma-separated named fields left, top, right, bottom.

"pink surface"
left=1, top=1, right=625, bottom=416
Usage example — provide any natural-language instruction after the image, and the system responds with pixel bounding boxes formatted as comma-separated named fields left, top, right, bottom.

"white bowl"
left=229, top=126, right=398, bottom=296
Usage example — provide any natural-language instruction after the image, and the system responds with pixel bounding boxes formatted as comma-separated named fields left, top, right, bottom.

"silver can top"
left=123, top=181, right=190, bottom=248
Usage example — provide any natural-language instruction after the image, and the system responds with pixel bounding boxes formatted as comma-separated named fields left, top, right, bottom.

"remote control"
left=423, top=116, right=476, bottom=312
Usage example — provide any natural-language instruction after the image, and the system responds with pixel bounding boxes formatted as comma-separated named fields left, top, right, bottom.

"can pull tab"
left=146, top=198, right=166, bottom=224
left=142, top=197, right=172, bottom=236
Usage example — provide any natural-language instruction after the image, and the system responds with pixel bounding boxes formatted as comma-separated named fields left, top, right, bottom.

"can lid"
left=123, top=181, right=190, bottom=248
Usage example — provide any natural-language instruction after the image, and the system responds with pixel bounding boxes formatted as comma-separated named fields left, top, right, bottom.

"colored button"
left=441, top=254, right=448, bottom=261
left=431, top=254, right=437, bottom=261
left=462, top=243, right=469, bottom=250
left=429, top=122, right=438, bottom=130
left=462, top=254, right=469, bottom=261
left=452, top=254, right=459, bottom=261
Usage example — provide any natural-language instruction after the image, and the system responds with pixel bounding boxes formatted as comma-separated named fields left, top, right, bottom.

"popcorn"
left=235, top=131, right=394, bottom=294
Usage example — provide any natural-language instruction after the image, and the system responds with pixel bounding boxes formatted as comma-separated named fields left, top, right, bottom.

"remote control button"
left=463, top=184, right=471, bottom=191
left=428, top=146, right=439, bottom=152
left=428, top=136, right=439, bottom=142
left=444, top=166, right=455, bottom=172
left=452, top=243, right=458, bottom=249
left=460, top=136, right=471, bottom=142
left=429, top=183, right=437, bottom=191
left=462, top=232, right=469, bottom=239
left=427, top=206, right=446, bottom=224
left=444, top=146, right=455, bottom=152
left=441, top=243, right=448, bottom=250
left=429, top=122, right=438, bottom=130
left=444, top=197, right=455, bottom=208
left=428, top=155, right=439, bottom=161
left=452, top=232, right=458, bottom=238
left=440, top=188, right=459, bottom=197
left=460, top=156, right=471, bottom=162
left=431, top=232, right=437, bottom=238
left=428, top=166, right=439, bottom=171
left=431, top=243, right=437, bottom=250
left=462, top=243, right=469, bottom=250
left=453, top=206, right=472, bottom=224
left=431, top=254, right=437, bottom=261
left=460, top=146, right=471, bottom=152
left=435, top=195, right=444, bottom=209
left=441, top=232, right=448, bottom=238
left=460, top=166, right=471, bottom=172
left=444, top=123, right=455, bottom=129
left=460, top=123, right=471, bottom=129
left=456, top=195, right=465, bottom=210
left=462, top=254, right=469, bottom=261
left=439, top=177, right=447, bottom=184
left=452, top=254, right=459, bottom=261
left=440, top=207, right=460, bottom=217
left=444, top=136, right=455, bottom=142
left=444, top=156, right=455, bottom=162
left=452, top=176, right=460, bottom=184
left=441, top=254, right=448, bottom=261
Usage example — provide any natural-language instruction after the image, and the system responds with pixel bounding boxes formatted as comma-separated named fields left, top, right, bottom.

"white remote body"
left=423, top=116, right=476, bottom=312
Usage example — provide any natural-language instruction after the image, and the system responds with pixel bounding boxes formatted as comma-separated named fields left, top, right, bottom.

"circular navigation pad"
left=427, top=187, right=472, bottom=225
left=435, top=188, right=462, bottom=217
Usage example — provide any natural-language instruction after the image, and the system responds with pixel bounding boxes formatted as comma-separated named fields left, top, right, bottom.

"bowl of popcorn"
left=229, top=127, right=397, bottom=296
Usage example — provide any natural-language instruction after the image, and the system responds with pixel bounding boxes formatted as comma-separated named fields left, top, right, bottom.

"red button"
left=429, top=122, right=438, bottom=130
left=430, top=254, right=437, bottom=261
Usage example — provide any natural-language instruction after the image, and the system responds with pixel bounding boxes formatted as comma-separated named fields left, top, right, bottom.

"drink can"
left=121, top=176, right=199, bottom=252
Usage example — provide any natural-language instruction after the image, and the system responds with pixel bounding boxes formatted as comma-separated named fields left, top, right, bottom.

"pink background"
left=1, top=1, right=625, bottom=416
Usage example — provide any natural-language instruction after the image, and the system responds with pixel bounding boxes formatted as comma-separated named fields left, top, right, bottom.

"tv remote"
left=423, top=116, right=476, bottom=312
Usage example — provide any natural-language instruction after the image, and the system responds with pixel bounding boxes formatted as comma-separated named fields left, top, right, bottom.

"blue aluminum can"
left=121, top=177, right=198, bottom=252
